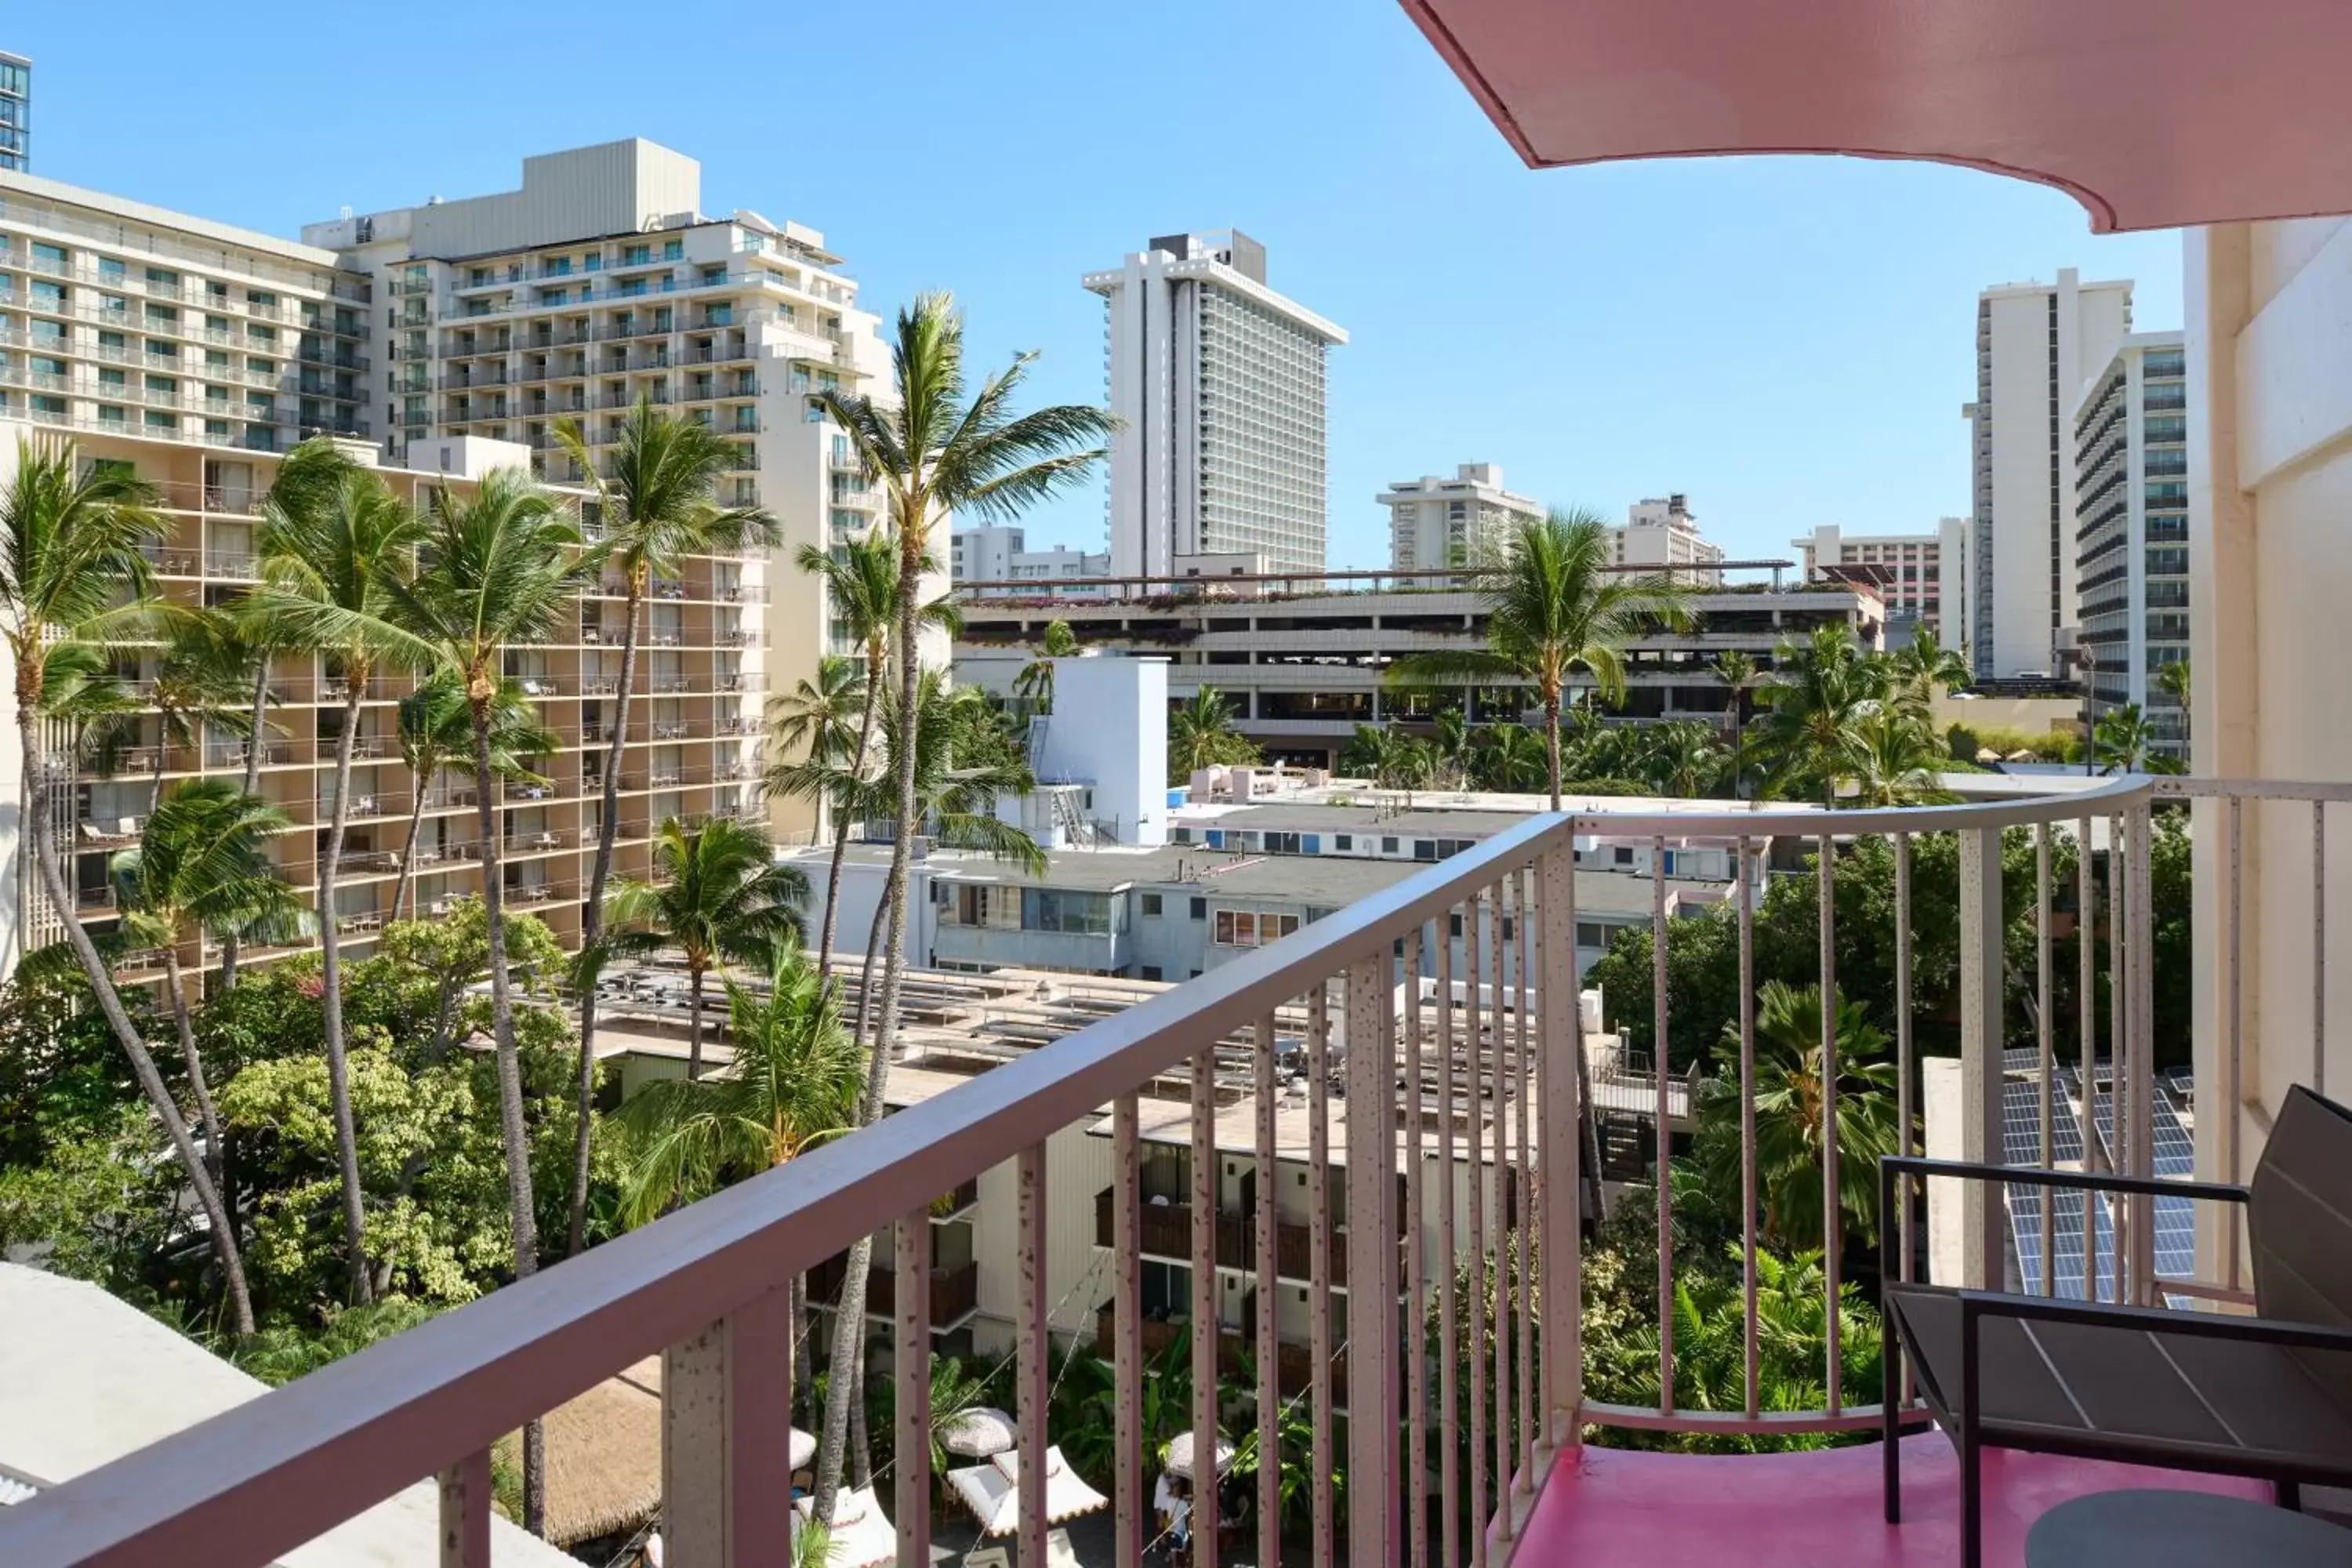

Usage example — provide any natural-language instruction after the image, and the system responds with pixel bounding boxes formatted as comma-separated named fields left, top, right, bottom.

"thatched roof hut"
left=499, top=1356, right=663, bottom=1549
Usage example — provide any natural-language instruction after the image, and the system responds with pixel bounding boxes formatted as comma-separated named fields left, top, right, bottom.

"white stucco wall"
left=2186, top=217, right=2352, bottom=1280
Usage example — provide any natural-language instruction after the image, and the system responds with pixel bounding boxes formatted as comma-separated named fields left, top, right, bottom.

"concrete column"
left=1957, top=827, right=2006, bottom=1289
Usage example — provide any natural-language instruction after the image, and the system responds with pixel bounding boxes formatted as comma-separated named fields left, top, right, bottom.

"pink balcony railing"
left=6, top=774, right=2345, bottom=1568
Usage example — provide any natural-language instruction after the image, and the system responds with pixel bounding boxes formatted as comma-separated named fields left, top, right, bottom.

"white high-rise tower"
left=1085, top=230, right=1346, bottom=579
left=1963, top=267, right=2133, bottom=679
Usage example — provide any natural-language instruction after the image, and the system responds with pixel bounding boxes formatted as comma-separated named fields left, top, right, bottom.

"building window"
left=1140, top=893, right=1163, bottom=916
left=1189, top=897, right=1207, bottom=921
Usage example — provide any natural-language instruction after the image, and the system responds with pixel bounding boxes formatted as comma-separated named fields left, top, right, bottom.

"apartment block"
left=1, top=171, right=371, bottom=451
left=0, top=416, right=777, bottom=988
left=1610, top=493, right=1724, bottom=583
left=0, top=51, right=27, bottom=172
left=1377, top=462, right=1544, bottom=572
left=1965, top=268, right=2134, bottom=680
left=949, top=524, right=1112, bottom=600
left=1790, top=517, right=1966, bottom=644
left=2072, top=331, right=2188, bottom=758
left=1087, top=230, right=1346, bottom=579
left=299, top=140, right=902, bottom=833
left=0, top=162, right=783, bottom=979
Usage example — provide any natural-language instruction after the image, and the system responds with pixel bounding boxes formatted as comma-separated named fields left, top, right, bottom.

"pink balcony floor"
left=1515, top=1433, right=2271, bottom=1567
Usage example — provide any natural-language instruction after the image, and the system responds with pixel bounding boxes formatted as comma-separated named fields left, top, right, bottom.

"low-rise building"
left=1790, top=517, right=1967, bottom=644
left=950, top=524, right=1113, bottom=601
left=953, top=576, right=1885, bottom=770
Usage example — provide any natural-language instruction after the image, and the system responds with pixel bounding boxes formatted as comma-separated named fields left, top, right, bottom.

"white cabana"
left=938, top=1405, right=1017, bottom=1458
left=793, top=1486, right=896, bottom=1568
left=946, top=1446, right=1109, bottom=1537
left=1162, top=1430, right=1234, bottom=1479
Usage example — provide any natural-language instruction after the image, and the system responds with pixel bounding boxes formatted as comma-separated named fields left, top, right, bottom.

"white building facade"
left=1610, top=494, right=1723, bottom=582
left=2072, top=331, right=2188, bottom=759
left=299, top=140, right=901, bottom=832
left=1085, top=230, right=1346, bottom=579
left=0, top=50, right=27, bottom=172
left=1789, top=517, right=1967, bottom=644
left=1965, top=268, right=2134, bottom=679
left=1378, top=462, right=1544, bottom=572
left=949, top=524, right=1112, bottom=600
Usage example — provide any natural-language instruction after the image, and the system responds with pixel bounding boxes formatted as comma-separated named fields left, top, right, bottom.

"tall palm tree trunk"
left=158, top=944, right=225, bottom=1193
left=1542, top=685, right=1609, bottom=1225
left=18, top=706, right=255, bottom=1334
left=813, top=663, right=880, bottom=986
left=813, top=528, right=925, bottom=1523
left=314, top=686, right=374, bottom=1304
left=567, top=575, right=643, bottom=1254
left=389, top=771, right=429, bottom=923
left=219, top=664, right=272, bottom=989
left=686, top=961, right=706, bottom=1080
left=469, top=692, right=545, bottom=1534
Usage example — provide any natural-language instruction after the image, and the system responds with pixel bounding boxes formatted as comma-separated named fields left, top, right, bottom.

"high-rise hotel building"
left=0, top=140, right=887, bottom=978
left=0, top=50, right=27, bottom=172
left=302, top=139, right=900, bottom=833
left=2072, top=331, right=2190, bottom=760
left=1964, top=268, right=2133, bottom=679
left=1086, top=231, right=1345, bottom=579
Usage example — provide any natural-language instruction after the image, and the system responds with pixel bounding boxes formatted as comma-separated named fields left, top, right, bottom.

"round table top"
left=2027, top=1490, right=2352, bottom=1568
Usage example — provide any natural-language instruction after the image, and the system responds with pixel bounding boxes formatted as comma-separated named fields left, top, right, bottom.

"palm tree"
left=786, top=530, right=959, bottom=983
left=1886, top=625, right=1971, bottom=719
left=254, top=467, right=436, bottom=1306
left=110, top=781, right=310, bottom=1207
left=1694, top=980, right=1902, bottom=1250
left=2092, top=702, right=2161, bottom=775
left=217, top=440, right=362, bottom=991
left=390, top=672, right=557, bottom=922
left=390, top=468, right=602, bottom=1533
left=1742, top=626, right=1894, bottom=806
left=1385, top=510, right=1696, bottom=811
left=1340, top=723, right=1403, bottom=782
left=0, top=435, right=260, bottom=1334
left=804, top=292, right=1112, bottom=1522
left=1710, top=649, right=1758, bottom=743
left=1846, top=712, right=1958, bottom=806
left=1167, top=686, right=1258, bottom=780
left=1473, top=723, right=1548, bottom=792
left=614, top=938, right=859, bottom=1225
left=145, top=609, right=258, bottom=793
left=2156, top=658, right=2191, bottom=716
left=1428, top=706, right=1473, bottom=786
left=1639, top=720, right=1729, bottom=799
left=1013, top=618, right=1080, bottom=713
left=556, top=400, right=779, bottom=1252
left=606, top=817, right=811, bottom=1080
left=1386, top=509, right=1689, bottom=1228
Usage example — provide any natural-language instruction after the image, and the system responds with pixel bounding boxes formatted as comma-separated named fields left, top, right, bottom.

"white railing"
left=4, top=775, right=2342, bottom=1568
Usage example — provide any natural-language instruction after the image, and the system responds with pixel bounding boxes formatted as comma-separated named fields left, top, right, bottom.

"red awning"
left=1399, top=0, right=2352, bottom=232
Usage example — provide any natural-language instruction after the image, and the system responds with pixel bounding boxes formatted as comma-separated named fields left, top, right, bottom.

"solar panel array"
left=2000, top=1061, right=2195, bottom=1303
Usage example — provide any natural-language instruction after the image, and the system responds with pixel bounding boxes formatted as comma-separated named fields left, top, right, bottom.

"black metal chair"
left=1879, top=1084, right=2352, bottom=1568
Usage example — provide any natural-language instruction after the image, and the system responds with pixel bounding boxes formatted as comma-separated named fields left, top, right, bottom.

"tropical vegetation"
left=800, top=291, right=1112, bottom=1524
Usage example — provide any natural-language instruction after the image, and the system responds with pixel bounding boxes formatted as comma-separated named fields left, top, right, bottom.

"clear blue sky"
left=13, top=2, right=2183, bottom=570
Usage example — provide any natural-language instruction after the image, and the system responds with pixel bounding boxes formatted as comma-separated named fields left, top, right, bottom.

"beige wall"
left=2187, top=218, right=2352, bottom=1279
left=1929, top=693, right=2080, bottom=737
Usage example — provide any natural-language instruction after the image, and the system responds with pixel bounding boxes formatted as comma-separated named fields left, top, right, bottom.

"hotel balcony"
left=13, top=774, right=2346, bottom=1568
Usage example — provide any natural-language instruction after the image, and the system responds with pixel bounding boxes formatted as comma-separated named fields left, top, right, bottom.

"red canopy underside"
left=1399, top=0, right=2352, bottom=233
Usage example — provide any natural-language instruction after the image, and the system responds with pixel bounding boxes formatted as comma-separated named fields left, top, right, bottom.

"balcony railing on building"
left=10, top=775, right=2348, bottom=1568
